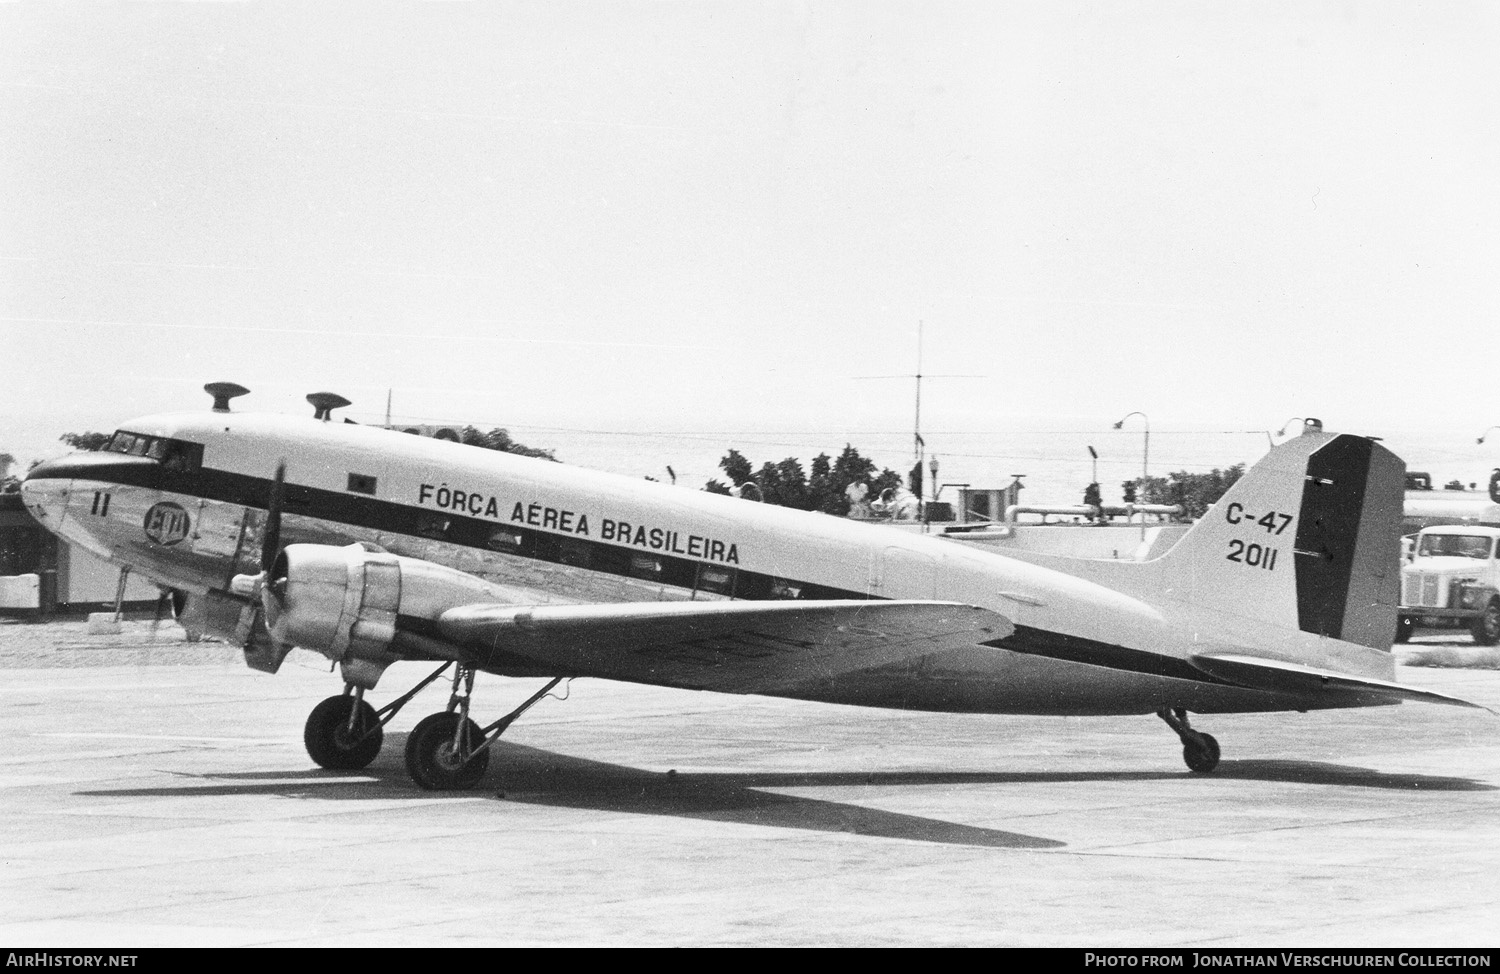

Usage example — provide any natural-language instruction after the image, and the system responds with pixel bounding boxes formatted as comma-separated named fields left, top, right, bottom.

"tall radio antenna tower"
left=854, top=322, right=984, bottom=496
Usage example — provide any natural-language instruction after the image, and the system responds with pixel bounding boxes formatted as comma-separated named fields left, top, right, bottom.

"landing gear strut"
left=403, top=665, right=566, bottom=791
left=1158, top=707, right=1221, bottom=774
left=303, top=663, right=565, bottom=788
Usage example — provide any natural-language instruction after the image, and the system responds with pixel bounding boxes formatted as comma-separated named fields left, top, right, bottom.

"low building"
left=0, top=493, right=160, bottom=616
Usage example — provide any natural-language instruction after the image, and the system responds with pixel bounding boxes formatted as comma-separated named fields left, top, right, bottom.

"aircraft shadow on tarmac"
left=1206, top=759, right=1493, bottom=791
left=75, top=739, right=1492, bottom=850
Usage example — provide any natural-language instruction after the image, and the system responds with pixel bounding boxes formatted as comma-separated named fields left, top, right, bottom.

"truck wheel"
left=1471, top=601, right=1500, bottom=646
left=1395, top=615, right=1415, bottom=644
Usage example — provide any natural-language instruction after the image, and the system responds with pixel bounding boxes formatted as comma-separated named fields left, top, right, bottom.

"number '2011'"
left=1226, top=540, right=1277, bottom=570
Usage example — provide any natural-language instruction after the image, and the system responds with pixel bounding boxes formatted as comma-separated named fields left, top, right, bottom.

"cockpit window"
left=106, top=431, right=148, bottom=455
left=104, top=431, right=203, bottom=474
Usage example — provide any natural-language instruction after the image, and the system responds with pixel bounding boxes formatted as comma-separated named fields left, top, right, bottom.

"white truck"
left=1397, top=524, right=1500, bottom=644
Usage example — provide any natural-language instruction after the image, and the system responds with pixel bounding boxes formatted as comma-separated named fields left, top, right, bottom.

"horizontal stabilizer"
left=436, top=599, right=1012, bottom=694
left=1190, top=653, right=1489, bottom=711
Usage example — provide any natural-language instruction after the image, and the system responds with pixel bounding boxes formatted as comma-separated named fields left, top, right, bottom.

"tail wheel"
left=305, top=695, right=383, bottom=770
left=405, top=712, right=490, bottom=790
left=1183, top=733, right=1221, bottom=774
left=1159, top=708, right=1222, bottom=774
left=1471, top=601, right=1500, bottom=646
left=1395, top=615, right=1415, bottom=644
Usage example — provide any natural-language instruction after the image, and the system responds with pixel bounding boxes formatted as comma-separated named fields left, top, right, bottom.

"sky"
left=3, top=2, right=1498, bottom=502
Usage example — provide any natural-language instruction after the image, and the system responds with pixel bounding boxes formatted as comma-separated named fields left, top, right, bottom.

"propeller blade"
left=262, top=460, right=286, bottom=572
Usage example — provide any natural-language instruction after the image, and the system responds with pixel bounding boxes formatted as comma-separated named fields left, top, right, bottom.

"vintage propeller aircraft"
left=20, top=384, right=1481, bottom=789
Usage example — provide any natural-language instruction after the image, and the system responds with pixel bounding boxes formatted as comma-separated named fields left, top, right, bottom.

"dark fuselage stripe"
left=49, top=455, right=1238, bottom=689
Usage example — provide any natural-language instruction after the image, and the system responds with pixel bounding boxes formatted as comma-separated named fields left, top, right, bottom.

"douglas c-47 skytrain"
left=20, top=384, right=1483, bottom=789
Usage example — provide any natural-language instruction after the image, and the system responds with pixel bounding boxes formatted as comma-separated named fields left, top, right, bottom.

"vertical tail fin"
left=1158, top=428, right=1404, bottom=650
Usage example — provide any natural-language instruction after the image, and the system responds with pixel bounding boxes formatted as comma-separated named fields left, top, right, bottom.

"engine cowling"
left=264, top=543, right=511, bottom=686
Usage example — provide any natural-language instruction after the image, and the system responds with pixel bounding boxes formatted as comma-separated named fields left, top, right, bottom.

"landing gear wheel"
left=1470, top=601, right=1500, bottom=646
left=1159, top=708, right=1222, bottom=774
left=405, top=712, right=489, bottom=791
left=1395, top=615, right=1415, bottom=644
left=305, top=695, right=383, bottom=770
left=1183, top=733, right=1221, bottom=774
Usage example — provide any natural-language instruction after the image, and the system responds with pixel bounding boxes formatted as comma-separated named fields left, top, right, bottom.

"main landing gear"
left=1157, top=707, right=1221, bottom=773
left=300, top=662, right=565, bottom=790
left=405, top=667, right=565, bottom=790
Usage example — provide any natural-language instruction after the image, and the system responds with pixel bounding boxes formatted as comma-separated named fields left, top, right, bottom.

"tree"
left=705, top=443, right=903, bottom=514
left=721, top=449, right=754, bottom=486
left=60, top=431, right=111, bottom=451
left=1082, top=481, right=1103, bottom=521
left=1125, top=465, right=1246, bottom=520
left=705, top=448, right=755, bottom=497
left=458, top=426, right=558, bottom=461
left=757, top=457, right=810, bottom=510
left=807, top=453, right=837, bottom=513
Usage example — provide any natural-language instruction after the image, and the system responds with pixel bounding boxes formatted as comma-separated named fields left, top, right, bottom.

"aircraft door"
left=191, top=501, right=265, bottom=587
left=873, top=546, right=939, bottom=600
left=191, top=500, right=245, bottom=560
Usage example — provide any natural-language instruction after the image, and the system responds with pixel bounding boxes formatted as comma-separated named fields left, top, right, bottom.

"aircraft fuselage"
left=22, top=411, right=1396, bottom=717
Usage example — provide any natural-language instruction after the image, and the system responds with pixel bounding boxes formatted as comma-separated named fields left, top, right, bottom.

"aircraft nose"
left=19, top=458, right=73, bottom=526
left=24, top=457, right=72, bottom=484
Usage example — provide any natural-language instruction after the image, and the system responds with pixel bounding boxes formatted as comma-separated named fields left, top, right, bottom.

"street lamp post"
left=1113, top=412, right=1149, bottom=534
left=1113, top=412, right=1149, bottom=480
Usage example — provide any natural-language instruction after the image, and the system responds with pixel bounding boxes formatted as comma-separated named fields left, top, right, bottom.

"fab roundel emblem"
left=143, top=501, right=191, bottom=546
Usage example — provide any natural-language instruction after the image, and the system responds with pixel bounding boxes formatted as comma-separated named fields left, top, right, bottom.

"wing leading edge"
left=434, top=599, right=1012, bottom=694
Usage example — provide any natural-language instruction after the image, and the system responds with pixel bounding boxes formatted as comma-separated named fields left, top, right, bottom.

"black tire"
left=1395, top=615, right=1415, bottom=644
left=304, top=695, right=383, bottom=770
left=1183, top=733, right=1221, bottom=774
left=1471, top=601, right=1500, bottom=646
left=404, top=712, right=489, bottom=791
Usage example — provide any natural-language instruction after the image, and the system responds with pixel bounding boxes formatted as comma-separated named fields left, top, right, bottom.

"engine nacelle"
left=264, top=543, right=510, bottom=687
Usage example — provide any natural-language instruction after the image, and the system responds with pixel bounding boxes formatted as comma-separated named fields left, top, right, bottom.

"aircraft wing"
left=434, top=599, right=1012, bottom=694
left=1189, top=653, right=1489, bottom=711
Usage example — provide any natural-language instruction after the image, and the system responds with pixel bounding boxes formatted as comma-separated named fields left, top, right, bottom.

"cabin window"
left=486, top=528, right=525, bottom=553
left=347, top=473, right=377, bottom=495
left=416, top=512, right=450, bottom=540
left=628, top=554, right=663, bottom=579
left=157, top=440, right=204, bottom=480
left=558, top=538, right=592, bottom=568
left=533, top=534, right=560, bottom=563
left=769, top=577, right=804, bottom=600
left=592, top=545, right=630, bottom=576
left=696, top=565, right=735, bottom=596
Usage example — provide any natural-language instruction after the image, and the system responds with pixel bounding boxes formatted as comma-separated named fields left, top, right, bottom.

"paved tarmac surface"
left=1, top=617, right=1497, bottom=947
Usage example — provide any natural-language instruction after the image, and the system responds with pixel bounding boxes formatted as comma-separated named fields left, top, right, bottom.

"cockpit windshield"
left=1416, top=533, right=1494, bottom=559
left=104, top=431, right=203, bottom=474
left=106, top=431, right=167, bottom=458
